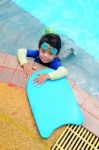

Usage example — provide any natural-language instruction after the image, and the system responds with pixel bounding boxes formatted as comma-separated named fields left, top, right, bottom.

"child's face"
left=39, top=42, right=58, bottom=63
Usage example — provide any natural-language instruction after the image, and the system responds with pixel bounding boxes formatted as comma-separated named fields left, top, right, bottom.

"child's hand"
left=23, top=63, right=35, bottom=77
left=33, top=74, right=50, bottom=84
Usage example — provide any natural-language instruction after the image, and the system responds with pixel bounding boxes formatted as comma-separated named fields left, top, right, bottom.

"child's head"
left=38, top=33, right=61, bottom=63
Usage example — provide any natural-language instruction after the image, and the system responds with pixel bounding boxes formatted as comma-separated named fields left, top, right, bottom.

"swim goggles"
left=41, top=42, right=58, bottom=55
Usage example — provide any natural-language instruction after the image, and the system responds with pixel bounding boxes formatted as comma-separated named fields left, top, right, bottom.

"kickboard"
left=27, top=68, right=84, bottom=138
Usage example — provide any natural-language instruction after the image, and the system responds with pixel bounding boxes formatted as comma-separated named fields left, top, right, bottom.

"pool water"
left=1, top=0, right=99, bottom=98
left=12, top=0, right=99, bottom=60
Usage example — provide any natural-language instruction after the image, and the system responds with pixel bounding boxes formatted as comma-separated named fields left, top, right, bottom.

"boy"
left=17, top=33, right=68, bottom=84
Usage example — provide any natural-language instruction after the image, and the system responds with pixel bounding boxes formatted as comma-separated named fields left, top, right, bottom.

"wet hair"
left=38, top=33, right=61, bottom=54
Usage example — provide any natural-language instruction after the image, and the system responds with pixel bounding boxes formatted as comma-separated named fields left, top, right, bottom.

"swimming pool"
left=12, top=0, right=99, bottom=60
left=0, top=0, right=99, bottom=98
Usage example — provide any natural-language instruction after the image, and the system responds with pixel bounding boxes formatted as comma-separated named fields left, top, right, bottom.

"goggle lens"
left=41, top=42, right=57, bottom=54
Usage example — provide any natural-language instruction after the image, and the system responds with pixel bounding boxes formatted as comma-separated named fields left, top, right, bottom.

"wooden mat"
left=0, top=82, right=65, bottom=150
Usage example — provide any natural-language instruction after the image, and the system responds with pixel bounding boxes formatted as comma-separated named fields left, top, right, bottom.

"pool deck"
left=0, top=53, right=99, bottom=137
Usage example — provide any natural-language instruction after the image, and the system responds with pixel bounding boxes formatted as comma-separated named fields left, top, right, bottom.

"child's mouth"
left=41, top=58, right=49, bottom=63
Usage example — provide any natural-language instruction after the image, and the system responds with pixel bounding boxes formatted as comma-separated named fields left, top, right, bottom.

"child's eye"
left=50, top=52, right=54, bottom=55
left=49, top=51, right=54, bottom=55
left=42, top=50, right=46, bottom=53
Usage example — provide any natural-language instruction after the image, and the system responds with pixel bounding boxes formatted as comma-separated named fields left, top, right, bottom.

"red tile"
left=3, top=54, right=18, bottom=69
left=82, top=108, right=99, bottom=137
left=82, top=95, right=99, bottom=118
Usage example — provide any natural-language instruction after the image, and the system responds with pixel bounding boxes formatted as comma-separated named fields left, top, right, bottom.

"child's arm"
left=48, top=66, right=68, bottom=80
left=33, top=66, right=68, bottom=84
left=17, top=48, right=28, bottom=66
left=17, top=48, right=38, bottom=76
left=17, top=48, right=39, bottom=66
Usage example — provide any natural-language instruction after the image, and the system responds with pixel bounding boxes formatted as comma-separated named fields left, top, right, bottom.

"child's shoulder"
left=27, top=49, right=39, bottom=57
left=51, top=57, right=62, bottom=69
left=54, top=57, right=61, bottom=62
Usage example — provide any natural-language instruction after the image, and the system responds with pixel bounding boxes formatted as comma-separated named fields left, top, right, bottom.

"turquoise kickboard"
left=27, top=68, right=84, bottom=138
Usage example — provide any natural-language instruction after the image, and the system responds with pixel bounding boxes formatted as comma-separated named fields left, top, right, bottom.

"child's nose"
left=44, top=52, right=49, bottom=57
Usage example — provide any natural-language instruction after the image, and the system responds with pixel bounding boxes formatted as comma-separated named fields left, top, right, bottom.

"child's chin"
left=41, top=59, right=50, bottom=63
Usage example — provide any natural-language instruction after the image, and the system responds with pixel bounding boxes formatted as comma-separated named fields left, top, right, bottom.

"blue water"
left=13, top=0, right=99, bottom=60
